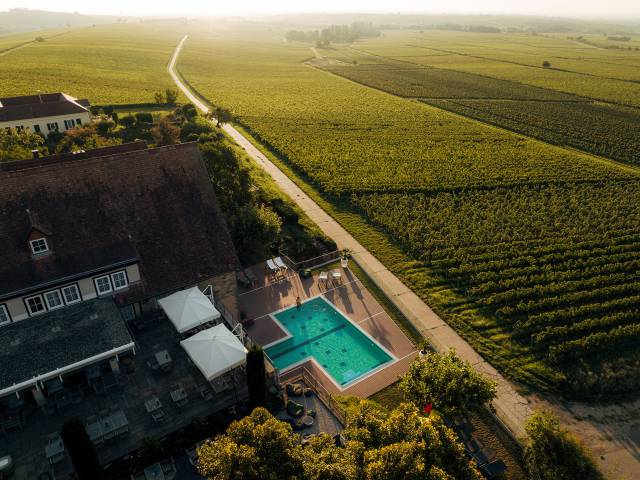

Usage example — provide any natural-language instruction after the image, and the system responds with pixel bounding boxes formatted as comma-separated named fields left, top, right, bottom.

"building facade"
left=0, top=141, right=240, bottom=401
left=0, top=92, right=91, bottom=137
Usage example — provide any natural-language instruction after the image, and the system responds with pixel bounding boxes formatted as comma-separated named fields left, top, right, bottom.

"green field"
left=314, top=37, right=640, bottom=166
left=178, top=27, right=640, bottom=398
left=0, top=23, right=183, bottom=104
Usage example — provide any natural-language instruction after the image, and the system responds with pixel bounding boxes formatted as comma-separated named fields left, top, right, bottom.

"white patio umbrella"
left=180, top=324, right=248, bottom=381
left=158, top=287, right=221, bottom=333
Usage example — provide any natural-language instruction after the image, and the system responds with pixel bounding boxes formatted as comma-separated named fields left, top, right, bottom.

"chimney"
left=31, top=149, right=40, bottom=159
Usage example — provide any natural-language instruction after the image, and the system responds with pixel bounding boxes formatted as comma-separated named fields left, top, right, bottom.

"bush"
left=165, top=88, right=179, bottom=105
left=135, top=112, right=153, bottom=124
left=524, top=411, right=603, bottom=480
left=119, top=115, right=136, bottom=128
left=95, top=119, right=115, bottom=136
left=542, top=60, right=551, bottom=68
left=60, top=418, right=103, bottom=480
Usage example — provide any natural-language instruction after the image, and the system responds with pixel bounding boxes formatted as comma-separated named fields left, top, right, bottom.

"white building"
left=0, top=92, right=91, bottom=137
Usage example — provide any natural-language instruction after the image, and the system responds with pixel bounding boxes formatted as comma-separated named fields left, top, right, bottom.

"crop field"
left=348, top=30, right=640, bottom=106
left=0, top=23, right=183, bottom=104
left=179, top=27, right=640, bottom=397
left=315, top=39, right=640, bottom=167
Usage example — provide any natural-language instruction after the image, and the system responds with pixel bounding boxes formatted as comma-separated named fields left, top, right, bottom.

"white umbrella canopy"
left=180, top=324, right=248, bottom=381
left=158, top=287, right=221, bottom=333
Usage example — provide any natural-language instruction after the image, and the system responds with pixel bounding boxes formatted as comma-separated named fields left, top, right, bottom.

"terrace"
left=239, top=262, right=418, bottom=398
left=0, top=315, right=248, bottom=480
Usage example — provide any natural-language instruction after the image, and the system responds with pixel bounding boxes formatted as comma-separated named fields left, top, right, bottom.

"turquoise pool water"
left=265, top=297, right=393, bottom=386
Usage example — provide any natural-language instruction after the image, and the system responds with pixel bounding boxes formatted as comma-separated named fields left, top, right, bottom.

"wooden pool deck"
left=239, top=265, right=417, bottom=398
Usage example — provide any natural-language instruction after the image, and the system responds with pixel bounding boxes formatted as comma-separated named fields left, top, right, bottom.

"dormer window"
left=30, top=238, right=49, bottom=255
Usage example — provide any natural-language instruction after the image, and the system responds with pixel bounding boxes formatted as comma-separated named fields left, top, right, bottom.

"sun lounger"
left=331, top=269, right=342, bottom=284
left=266, top=258, right=279, bottom=275
left=319, top=271, right=328, bottom=286
left=274, top=257, right=288, bottom=271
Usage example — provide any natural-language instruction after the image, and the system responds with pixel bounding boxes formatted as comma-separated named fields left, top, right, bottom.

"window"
left=76, top=118, right=82, bottom=125
left=30, top=238, right=49, bottom=255
left=25, top=295, right=46, bottom=316
left=0, top=305, right=10, bottom=325
left=43, top=290, right=63, bottom=310
left=63, top=119, right=76, bottom=130
left=46, top=122, right=59, bottom=132
left=94, top=275, right=113, bottom=295
left=61, top=284, right=81, bottom=305
left=111, top=271, right=128, bottom=290
left=120, top=304, right=135, bottom=322
left=33, top=124, right=41, bottom=133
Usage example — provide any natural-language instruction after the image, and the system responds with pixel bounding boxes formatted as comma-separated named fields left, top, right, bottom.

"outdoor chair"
left=244, top=268, right=258, bottom=286
left=70, top=388, right=84, bottom=404
left=274, top=256, right=288, bottom=272
left=319, top=271, right=328, bottom=286
left=151, top=409, right=166, bottom=422
left=147, top=359, right=160, bottom=372
left=198, top=384, right=213, bottom=401
left=236, top=270, right=251, bottom=288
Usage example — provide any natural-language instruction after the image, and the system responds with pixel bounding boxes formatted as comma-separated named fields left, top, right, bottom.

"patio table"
left=170, top=387, right=188, bottom=406
left=85, top=420, right=103, bottom=445
left=144, top=396, right=163, bottom=413
left=144, top=462, right=165, bottom=480
left=155, top=351, right=173, bottom=371
left=107, top=409, right=129, bottom=435
left=45, top=437, right=65, bottom=464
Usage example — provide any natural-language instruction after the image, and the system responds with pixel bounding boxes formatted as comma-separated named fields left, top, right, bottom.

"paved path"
left=169, top=35, right=532, bottom=439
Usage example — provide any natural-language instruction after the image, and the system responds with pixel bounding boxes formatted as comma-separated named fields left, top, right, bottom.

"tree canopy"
left=523, top=411, right=604, bottom=480
left=400, top=350, right=497, bottom=416
left=0, top=128, right=44, bottom=162
left=197, top=402, right=481, bottom=480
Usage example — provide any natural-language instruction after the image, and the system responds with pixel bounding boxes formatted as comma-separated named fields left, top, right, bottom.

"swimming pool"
left=264, top=296, right=394, bottom=387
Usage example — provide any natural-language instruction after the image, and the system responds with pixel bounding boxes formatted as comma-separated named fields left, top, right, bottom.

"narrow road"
left=169, top=35, right=532, bottom=439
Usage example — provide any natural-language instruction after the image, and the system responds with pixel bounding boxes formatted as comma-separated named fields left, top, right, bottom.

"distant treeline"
left=285, top=22, right=380, bottom=44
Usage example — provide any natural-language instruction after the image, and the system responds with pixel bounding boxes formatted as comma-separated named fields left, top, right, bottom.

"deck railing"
left=281, top=250, right=341, bottom=272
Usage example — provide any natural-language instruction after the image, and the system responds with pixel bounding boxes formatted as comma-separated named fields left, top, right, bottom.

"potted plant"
left=340, top=248, right=352, bottom=268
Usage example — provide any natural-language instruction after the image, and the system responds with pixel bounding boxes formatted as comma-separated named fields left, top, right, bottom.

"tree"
left=154, top=91, right=165, bottom=104
left=165, top=88, right=179, bottom=105
left=151, top=117, right=180, bottom=146
left=0, top=128, right=44, bottom=161
left=523, top=411, right=604, bottom=480
left=400, top=350, right=497, bottom=417
left=198, top=403, right=481, bottom=480
left=246, top=345, right=267, bottom=409
left=542, top=60, right=551, bottom=68
left=214, top=106, right=233, bottom=127
left=60, top=418, right=103, bottom=480
left=198, top=407, right=303, bottom=480
left=55, top=124, right=120, bottom=153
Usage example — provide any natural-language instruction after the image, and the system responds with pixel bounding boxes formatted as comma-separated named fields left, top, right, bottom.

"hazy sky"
left=4, top=1, right=640, bottom=18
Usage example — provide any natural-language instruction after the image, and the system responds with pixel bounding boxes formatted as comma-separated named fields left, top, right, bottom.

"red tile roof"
left=0, top=142, right=239, bottom=300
